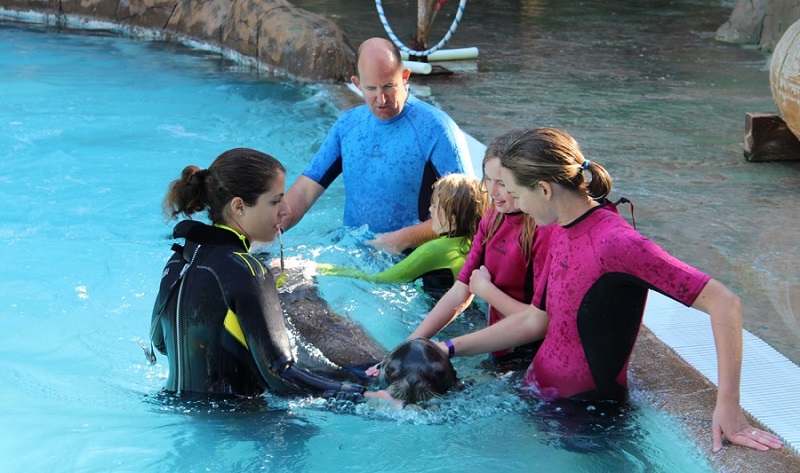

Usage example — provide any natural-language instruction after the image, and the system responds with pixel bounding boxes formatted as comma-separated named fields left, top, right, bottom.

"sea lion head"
left=378, top=338, right=458, bottom=404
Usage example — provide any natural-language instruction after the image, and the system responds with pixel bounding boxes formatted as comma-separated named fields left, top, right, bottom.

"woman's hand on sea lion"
left=268, top=255, right=315, bottom=271
left=433, top=340, right=449, bottom=356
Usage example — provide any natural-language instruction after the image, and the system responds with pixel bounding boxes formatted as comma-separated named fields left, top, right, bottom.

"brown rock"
left=0, top=0, right=356, bottom=81
left=717, top=0, right=800, bottom=51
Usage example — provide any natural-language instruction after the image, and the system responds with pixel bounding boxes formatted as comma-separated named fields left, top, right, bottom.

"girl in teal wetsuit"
left=317, top=174, right=489, bottom=294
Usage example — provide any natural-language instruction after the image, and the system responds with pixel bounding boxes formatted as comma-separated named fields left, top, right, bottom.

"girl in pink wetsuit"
left=407, top=130, right=547, bottom=358
left=440, top=127, right=783, bottom=454
left=366, top=130, right=544, bottom=379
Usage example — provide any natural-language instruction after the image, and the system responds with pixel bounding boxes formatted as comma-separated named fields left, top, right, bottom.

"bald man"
left=283, top=37, right=473, bottom=253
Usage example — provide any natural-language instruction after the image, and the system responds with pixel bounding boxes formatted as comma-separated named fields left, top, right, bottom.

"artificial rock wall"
left=716, top=0, right=800, bottom=50
left=3, top=0, right=799, bottom=78
left=0, top=0, right=357, bottom=82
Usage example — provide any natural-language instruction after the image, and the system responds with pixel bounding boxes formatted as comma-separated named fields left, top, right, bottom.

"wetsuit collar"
left=213, top=224, right=250, bottom=251
left=562, top=199, right=613, bottom=229
left=172, top=220, right=250, bottom=251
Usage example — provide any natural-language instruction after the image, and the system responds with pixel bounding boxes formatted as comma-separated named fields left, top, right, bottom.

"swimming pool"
left=0, top=20, right=713, bottom=472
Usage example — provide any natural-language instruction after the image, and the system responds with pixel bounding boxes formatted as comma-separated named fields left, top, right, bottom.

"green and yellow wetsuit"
left=319, top=235, right=471, bottom=292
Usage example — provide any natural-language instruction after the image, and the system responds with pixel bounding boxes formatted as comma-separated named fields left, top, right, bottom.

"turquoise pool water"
left=0, top=20, right=712, bottom=472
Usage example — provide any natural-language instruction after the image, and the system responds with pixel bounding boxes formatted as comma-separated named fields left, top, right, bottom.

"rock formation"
left=716, top=0, right=800, bottom=51
left=0, top=0, right=357, bottom=81
left=771, top=18, right=800, bottom=138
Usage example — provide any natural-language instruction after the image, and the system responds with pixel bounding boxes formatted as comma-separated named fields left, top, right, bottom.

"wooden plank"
left=744, top=112, right=800, bottom=162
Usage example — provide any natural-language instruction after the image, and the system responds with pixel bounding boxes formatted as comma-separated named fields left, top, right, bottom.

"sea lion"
left=275, top=262, right=459, bottom=404
left=378, top=338, right=459, bottom=404
left=275, top=263, right=386, bottom=381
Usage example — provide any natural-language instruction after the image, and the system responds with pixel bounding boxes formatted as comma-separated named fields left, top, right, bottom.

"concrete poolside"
left=631, top=291, right=800, bottom=472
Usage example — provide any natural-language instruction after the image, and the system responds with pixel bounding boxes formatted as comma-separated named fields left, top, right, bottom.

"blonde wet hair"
left=431, top=174, right=490, bottom=240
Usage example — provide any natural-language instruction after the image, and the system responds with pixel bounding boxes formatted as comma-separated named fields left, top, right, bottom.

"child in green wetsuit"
left=318, top=174, right=489, bottom=293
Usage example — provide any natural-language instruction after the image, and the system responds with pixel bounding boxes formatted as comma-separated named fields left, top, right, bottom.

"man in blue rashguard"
left=282, top=37, right=474, bottom=253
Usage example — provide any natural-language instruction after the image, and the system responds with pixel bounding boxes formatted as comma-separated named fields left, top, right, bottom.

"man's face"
left=352, top=63, right=411, bottom=120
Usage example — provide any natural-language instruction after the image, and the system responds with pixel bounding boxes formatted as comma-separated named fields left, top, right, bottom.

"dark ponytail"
left=163, top=148, right=285, bottom=223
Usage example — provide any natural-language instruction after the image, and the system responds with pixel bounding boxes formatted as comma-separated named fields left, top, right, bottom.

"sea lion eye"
left=383, top=360, right=398, bottom=378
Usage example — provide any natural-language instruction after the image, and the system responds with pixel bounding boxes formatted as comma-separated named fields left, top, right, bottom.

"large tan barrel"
left=771, top=19, right=800, bottom=139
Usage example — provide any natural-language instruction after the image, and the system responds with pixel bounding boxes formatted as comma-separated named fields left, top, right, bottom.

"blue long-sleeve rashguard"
left=302, top=95, right=474, bottom=233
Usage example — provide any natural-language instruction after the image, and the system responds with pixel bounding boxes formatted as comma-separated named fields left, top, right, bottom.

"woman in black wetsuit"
left=150, top=148, right=365, bottom=400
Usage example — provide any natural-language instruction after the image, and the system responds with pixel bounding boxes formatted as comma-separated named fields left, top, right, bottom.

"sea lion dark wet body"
left=275, top=265, right=386, bottom=380
left=275, top=267, right=459, bottom=403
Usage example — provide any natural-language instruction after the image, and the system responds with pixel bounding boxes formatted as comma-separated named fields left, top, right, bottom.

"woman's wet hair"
left=501, top=127, right=612, bottom=200
left=431, top=174, right=489, bottom=240
left=163, top=148, right=285, bottom=223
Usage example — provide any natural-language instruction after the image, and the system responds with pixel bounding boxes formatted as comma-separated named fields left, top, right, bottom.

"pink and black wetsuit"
left=458, top=208, right=549, bottom=357
left=523, top=201, right=710, bottom=401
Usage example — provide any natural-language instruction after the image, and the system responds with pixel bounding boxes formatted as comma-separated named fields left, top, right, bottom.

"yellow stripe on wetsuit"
left=223, top=309, right=248, bottom=349
left=232, top=252, right=267, bottom=277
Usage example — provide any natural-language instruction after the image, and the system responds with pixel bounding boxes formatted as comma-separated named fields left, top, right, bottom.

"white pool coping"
left=643, top=290, right=800, bottom=454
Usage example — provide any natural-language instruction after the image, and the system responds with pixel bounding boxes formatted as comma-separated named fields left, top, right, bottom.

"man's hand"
left=365, top=233, right=403, bottom=255
left=366, top=220, right=437, bottom=255
left=364, top=389, right=405, bottom=410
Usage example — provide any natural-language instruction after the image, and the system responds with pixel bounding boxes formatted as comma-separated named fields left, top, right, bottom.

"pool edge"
left=633, top=292, right=800, bottom=472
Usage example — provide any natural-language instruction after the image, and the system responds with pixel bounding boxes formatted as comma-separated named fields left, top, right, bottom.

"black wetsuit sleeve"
left=150, top=254, right=183, bottom=355
left=232, top=260, right=364, bottom=400
left=281, top=365, right=365, bottom=401
left=150, top=306, right=166, bottom=355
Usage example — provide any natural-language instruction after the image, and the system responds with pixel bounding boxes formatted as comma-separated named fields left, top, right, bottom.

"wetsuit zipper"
left=175, top=244, right=201, bottom=394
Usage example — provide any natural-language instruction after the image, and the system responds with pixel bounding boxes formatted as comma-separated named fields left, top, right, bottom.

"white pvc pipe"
left=401, top=47, right=479, bottom=62
left=403, top=60, right=432, bottom=75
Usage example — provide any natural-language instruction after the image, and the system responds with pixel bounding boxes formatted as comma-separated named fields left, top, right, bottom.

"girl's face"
left=500, top=167, right=555, bottom=225
left=429, top=196, right=449, bottom=235
left=240, top=172, right=289, bottom=243
left=483, top=157, right=520, bottom=214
